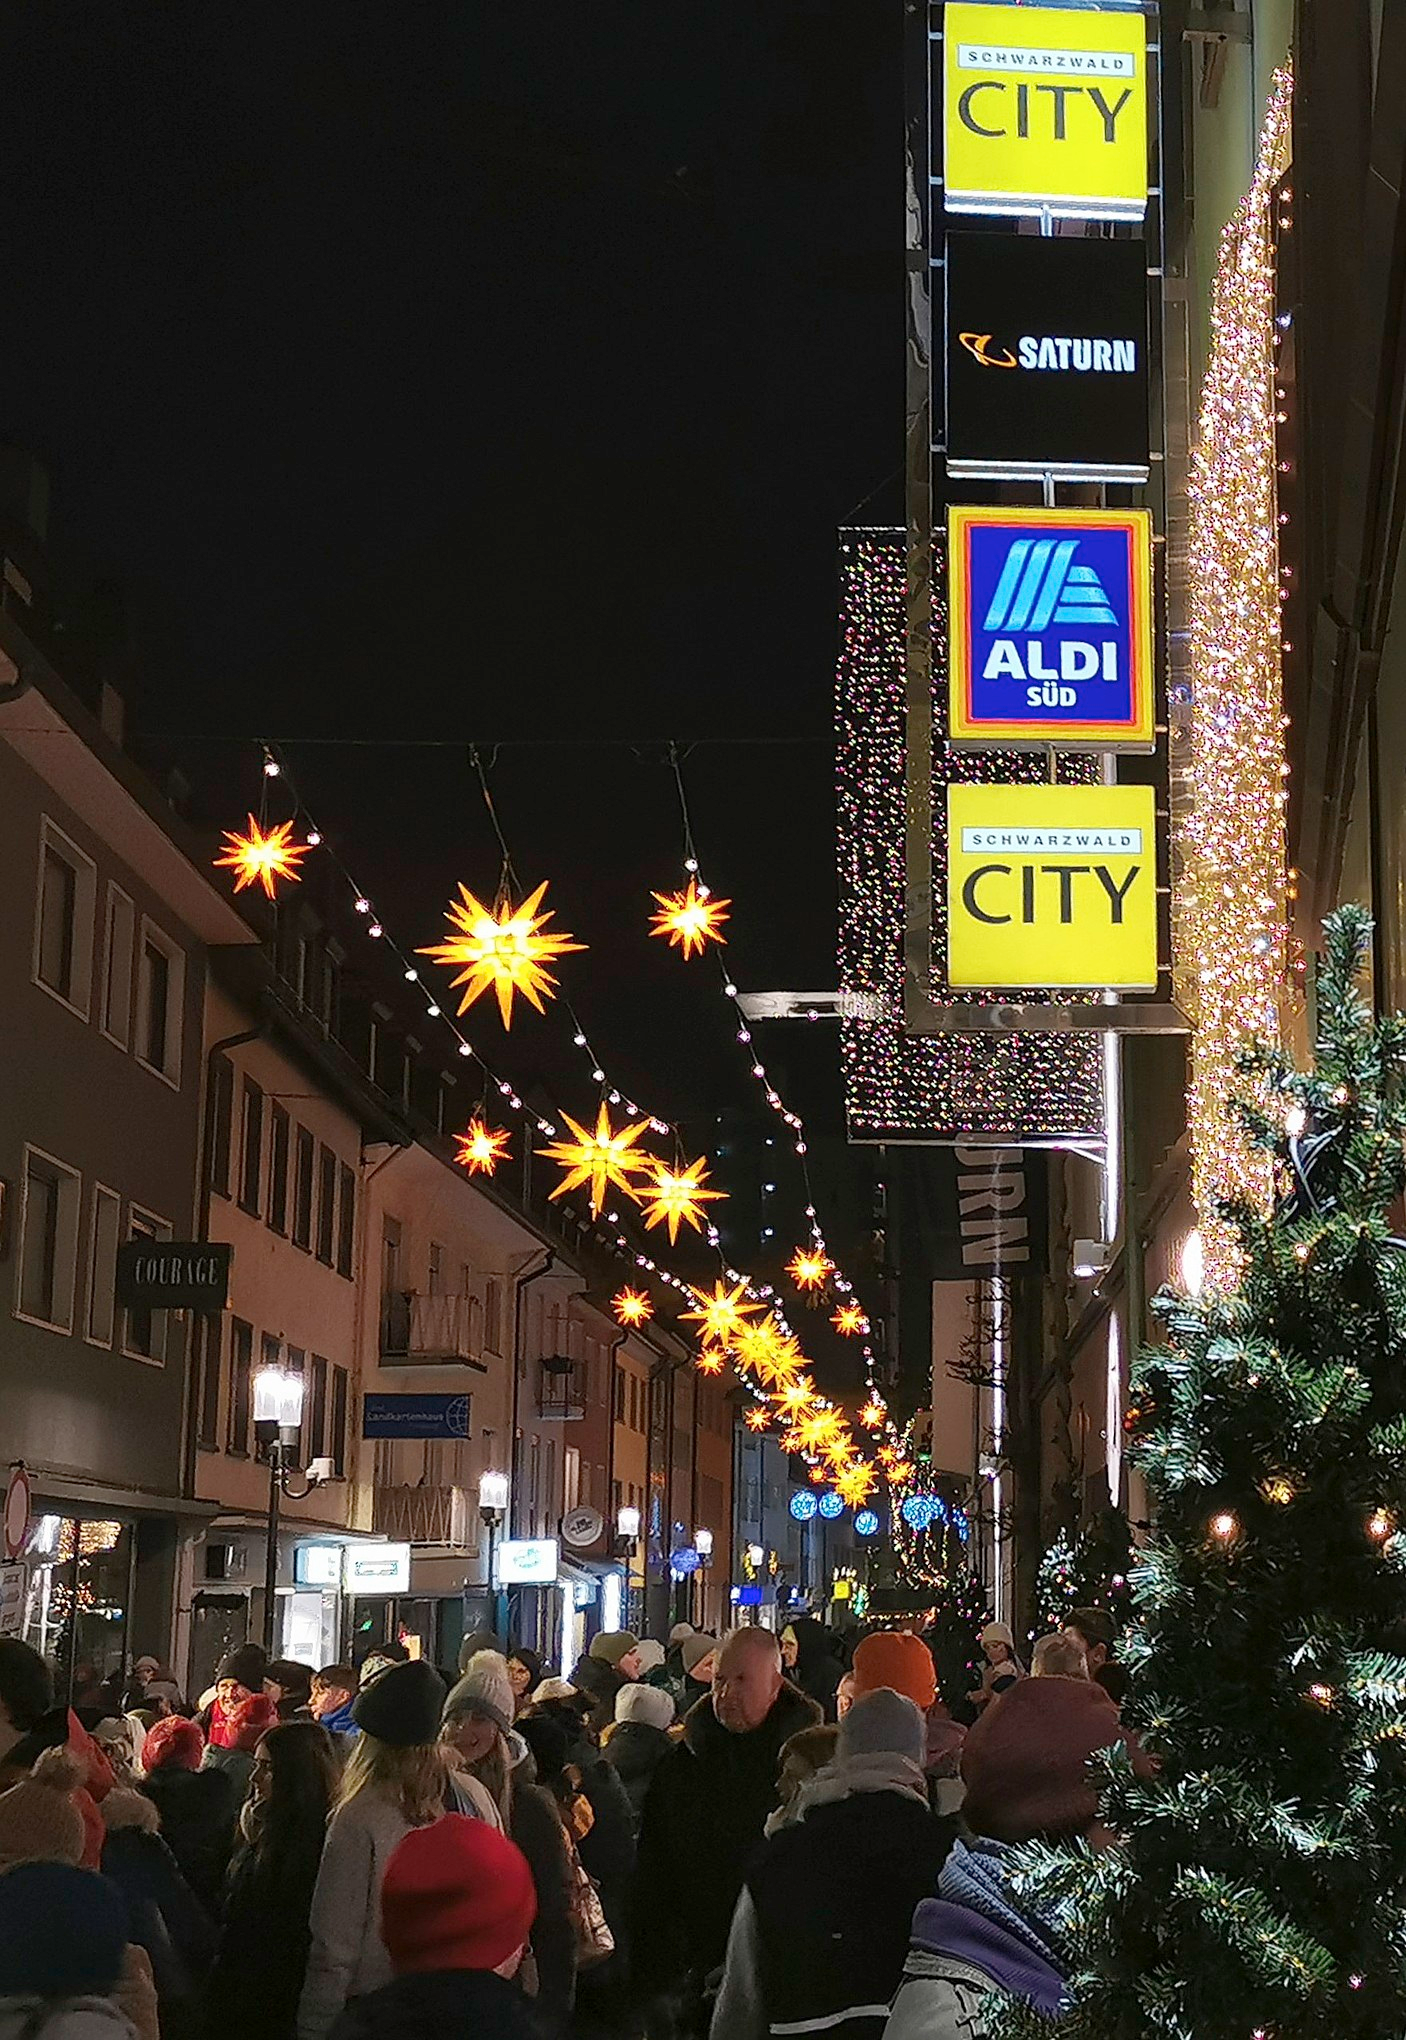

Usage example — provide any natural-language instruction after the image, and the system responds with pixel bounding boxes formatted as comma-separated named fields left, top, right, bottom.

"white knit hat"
left=442, top=1650, right=514, bottom=1734
left=615, top=1683, right=675, bottom=1731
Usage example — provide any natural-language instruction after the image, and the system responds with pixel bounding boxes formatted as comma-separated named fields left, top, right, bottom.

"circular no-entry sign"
left=3, top=1466, right=30, bottom=1561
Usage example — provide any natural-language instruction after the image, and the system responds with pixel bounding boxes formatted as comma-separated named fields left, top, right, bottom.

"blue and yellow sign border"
left=948, top=505, right=1155, bottom=750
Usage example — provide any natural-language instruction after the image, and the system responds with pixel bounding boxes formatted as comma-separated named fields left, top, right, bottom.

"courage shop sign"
left=940, top=2, right=1150, bottom=223
left=946, top=783, right=1158, bottom=992
left=114, top=1241, right=231, bottom=1312
left=943, top=234, right=1150, bottom=482
left=948, top=506, right=1154, bottom=749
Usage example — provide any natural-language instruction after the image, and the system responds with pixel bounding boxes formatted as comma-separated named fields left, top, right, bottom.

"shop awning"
left=31, top=1475, right=220, bottom=1521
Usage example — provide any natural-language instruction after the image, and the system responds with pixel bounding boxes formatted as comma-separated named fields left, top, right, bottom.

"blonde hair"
left=1032, top=1633, right=1089, bottom=1680
left=338, top=1731, right=451, bottom=1826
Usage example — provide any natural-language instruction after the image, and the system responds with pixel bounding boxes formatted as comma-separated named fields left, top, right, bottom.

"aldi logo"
left=948, top=507, right=1154, bottom=750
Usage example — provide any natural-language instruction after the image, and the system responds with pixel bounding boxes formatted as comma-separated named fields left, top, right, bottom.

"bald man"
left=632, top=1627, right=821, bottom=2020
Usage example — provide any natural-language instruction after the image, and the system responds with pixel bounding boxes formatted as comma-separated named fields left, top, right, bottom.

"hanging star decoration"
left=539, top=1104, right=652, bottom=1214
left=860, top=1398, right=888, bottom=1430
left=744, top=1406, right=769, bottom=1432
left=613, top=1287, right=653, bottom=1328
left=787, top=1248, right=831, bottom=1292
left=214, top=816, right=311, bottom=900
left=683, top=1279, right=759, bottom=1344
left=649, top=877, right=730, bottom=959
left=454, top=1120, right=511, bottom=1177
left=836, top=1462, right=879, bottom=1508
left=418, top=881, right=584, bottom=1028
left=695, top=1346, right=726, bottom=1376
left=639, top=1157, right=725, bottom=1243
left=775, top=1375, right=817, bottom=1414
left=832, top=1302, right=868, bottom=1336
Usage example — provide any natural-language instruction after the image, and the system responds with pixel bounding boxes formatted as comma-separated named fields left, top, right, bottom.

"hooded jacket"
left=327, top=1968, right=535, bottom=2040
left=138, top=1768, right=236, bottom=1913
left=602, top=1719, right=673, bottom=1824
left=632, top=1681, right=820, bottom=1998
left=785, top=1618, right=844, bottom=1718
left=567, top=1654, right=624, bottom=1736
left=97, top=1789, right=214, bottom=2011
left=883, top=1838, right=1068, bottom=2040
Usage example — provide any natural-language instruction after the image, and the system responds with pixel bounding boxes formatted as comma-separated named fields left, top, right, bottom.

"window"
left=197, top=1316, right=223, bottom=1451
left=84, top=1185, right=121, bottom=1346
left=227, top=1319, right=253, bottom=1455
left=428, top=1242, right=444, bottom=1295
left=101, top=886, right=134, bottom=1047
left=329, top=1365, right=349, bottom=1478
left=292, top=1127, right=314, bottom=1249
left=16, top=1148, right=81, bottom=1332
left=315, top=1146, right=336, bottom=1264
left=613, top=1368, right=626, bottom=1422
left=207, top=1055, right=234, bottom=1198
left=308, top=1355, right=329, bottom=1463
left=34, top=821, right=95, bottom=1017
left=239, top=1079, right=264, bottom=1214
left=336, top=1163, right=355, bottom=1279
left=485, top=1278, right=504, bottom=1354
left=267, top=1105, right=290, bottom=1234
left=124, top=1207, right=172, bottom=1363
left=286, top=1344, right=306, bottom=1458
left=136, top=920, right=184, bottom=1086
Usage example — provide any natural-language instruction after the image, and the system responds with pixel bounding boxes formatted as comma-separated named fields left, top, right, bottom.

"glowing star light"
left=613, top=1288, right=653, bottom=1328
left=640, top=1158, right=724, bottom=1243
left=683, top=1280, right=759, bottom=1344
left=539, top=1104, right=652, bottom=1214
left=214, top=815, right=310, bottom=900
left=695, top=1346, right=726, bottom=1376
left=787, top=1248, right=831, bottom=1291
left=454, top=1120, right=511, bottom=1177
left=860, top=1398, right=888, bottom=1430
left=832, top=1303, right=868, bottom=1337
left=649, top=877, right=730, bottom=959
left=419, top=881, right=583, bottom=1028
left=744, top=1406, right=769, bottom=1432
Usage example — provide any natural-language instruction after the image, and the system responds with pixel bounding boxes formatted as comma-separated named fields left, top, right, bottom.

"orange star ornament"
left=649, top=878, right=730, bottom=959
left=454, top=1120, right=511, bottom=1176
left=214, top=816, right=310, bottom=900
left=419, top=881, right=583, bottom=1028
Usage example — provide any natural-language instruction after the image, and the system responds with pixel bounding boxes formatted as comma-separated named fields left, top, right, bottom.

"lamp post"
left=695, top=1525, right=713, bottom=1627
left=479, top=1470, right=509, bottom=1642
left=253, top=1363, right=327, bottom=1656
left=615, top=1504, right=641, bottom=1631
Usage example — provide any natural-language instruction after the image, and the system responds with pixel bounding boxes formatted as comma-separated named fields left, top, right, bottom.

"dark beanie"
left=961, top=1675, right=1125, bottom=1843
left=218, top=1642, right=268, bottom=1692
left=352, top=1659, right=446, bottom=1748
left=0, top=1862, right=129, bottom=1996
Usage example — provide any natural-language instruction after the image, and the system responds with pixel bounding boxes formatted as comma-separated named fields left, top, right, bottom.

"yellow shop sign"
left=943, top=3, right=1149, bottom=222
left=947, top=782, right=1158, bottom=990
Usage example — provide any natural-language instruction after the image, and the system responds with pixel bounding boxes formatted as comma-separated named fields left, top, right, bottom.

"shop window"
left=336, top=1163, right=355, bottom=1278
left=316, top=1146, right=336, bottom=1264
left=293, top=1127, right=314, bottom=1249
left=33, top=819, right=95, bottom=1018
left=101, top=884, right=134, bottom=1048
left=227, top=1318, right=253, bottom=1455
left=124, top=1206, right=172, bottom=1364
left=136, top=919, right=184, bottom=1087
left=239, top=1079, right=264, bottom=1215
left=16, top=1146, right=81, bottom=1333
left=267, top=1103, right=290, bottom=1234
left=207, top=1055, right=234, bottom=1198
left=84, top=1183, right=121, bottom=1347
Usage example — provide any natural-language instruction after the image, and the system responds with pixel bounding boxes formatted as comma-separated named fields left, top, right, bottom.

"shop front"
left=187, top=1518, right=392, bottom=1697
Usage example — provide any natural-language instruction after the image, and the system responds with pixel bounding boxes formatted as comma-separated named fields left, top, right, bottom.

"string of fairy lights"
left=1180, top=65, right=1295, bottom=1289
left=214, top=743, right=879, bottom=1498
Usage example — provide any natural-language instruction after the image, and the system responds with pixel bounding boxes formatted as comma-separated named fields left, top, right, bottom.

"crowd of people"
left=0, top=1602, right=1142, bottom=2039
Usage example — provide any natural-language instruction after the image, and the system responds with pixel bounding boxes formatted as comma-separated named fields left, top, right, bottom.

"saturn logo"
left=959, top=331, right=1018, bottom=369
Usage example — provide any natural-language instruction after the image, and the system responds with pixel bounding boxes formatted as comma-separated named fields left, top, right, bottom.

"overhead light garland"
left=214, top=814, right=312, bottom=899
left=454, top=1119, right=511, bottom=1176
left=418, top=880, right=584, bottom=1028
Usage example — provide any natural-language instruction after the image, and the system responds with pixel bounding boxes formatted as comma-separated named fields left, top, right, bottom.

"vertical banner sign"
left=942, top=3, right=1150, bottom=223
left=946, top=782, right=1159, bottom=990
left=948, top=506, right=1154, bottom=748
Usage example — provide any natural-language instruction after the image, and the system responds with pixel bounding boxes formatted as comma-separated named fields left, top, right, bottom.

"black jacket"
left=509, top=1777, right=577, bottom=2035
left=139, top=1767, right=237, bottom=1912
left=329, top=1968, right=536, bottom=2040
left=100, top=1822, right=215, bottom=2012
left=208, top=1828, right=325, bottom=2040
left=604, top=1720, right=673, bottom=1824
left=744, top=1789, right=956, bottom=2040
left=787, top=1617, right=844, bottom=1718
left=631, top=1681, right=820, bottom=1997
left=568, top=1654, right=624, bottom=1735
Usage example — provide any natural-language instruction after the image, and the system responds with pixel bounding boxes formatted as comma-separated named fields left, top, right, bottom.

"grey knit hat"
left=837, top=1687, right=925, bottom=1768
left=443, top=1650, right=514, bottom=1735
left=615, top=1683, right=675, bottom=1731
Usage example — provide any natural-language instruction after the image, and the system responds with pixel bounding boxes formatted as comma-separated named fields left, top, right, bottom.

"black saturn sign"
left=115, top=1241, right=232, bottom=1311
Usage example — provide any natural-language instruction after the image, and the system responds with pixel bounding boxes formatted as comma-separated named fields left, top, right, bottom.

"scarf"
left=799, top=1749, right=930, bottom=1813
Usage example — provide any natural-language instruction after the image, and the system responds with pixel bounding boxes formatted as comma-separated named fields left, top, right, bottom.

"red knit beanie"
left=224, top=1694, right=277, bottom=1754
left=142, top=1716, right=204, bottom=1773
left=381, top=1815, right=537, bottom=1974
left=961, top=1675, right=1125, bottom=1842
left=852, top=1632, right=937, bottom=1713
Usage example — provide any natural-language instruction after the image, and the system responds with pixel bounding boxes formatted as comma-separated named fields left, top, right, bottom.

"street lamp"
left=615, top=1504, right=641, bottom=1630
left=253, top=1363, right=327, bottom=1655
left=479, top=1470, right=509, bottom=1640
left=694, top=1526, right=713, bottom=1626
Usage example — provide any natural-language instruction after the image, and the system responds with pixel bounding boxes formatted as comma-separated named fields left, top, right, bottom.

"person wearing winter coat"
left=328, top=1814, right=538, bottom=2040
left=968, top=1623, right=1025, bottom=1713
left=884, top=1675, right=1137, bottom=2038
left=207, top=1718, right=339, bottom=2038
left=632, top=1628, right=821, bottom=2019
left=712, top=1690, right=955, bottom=2040
left=569, top=1633, right=642, bottom=1735
left=137, top=1717, right=236, bottom=1912
left=0, top=1861, right=139, bottom=2040
left=781, top=1617, right=844, bottom=1718
left=200, top=1693, right=277, bottom=1804
left=263, top=1660, right=314, bottom=1721
left=601, top=1682, right=675, bottom=1824
left=441, top=1655, right=576, bottom=2037
left=852, top=1632, right=966, bottom=1810
left=97, top=1782, right=214, bottom=2038
left=309, top=1666, right=359, bottom=1746
left=198, top=1644, right=268, bottom=1748
left=505, top=1649, right=542, bottom=1720
left=298, top=1660, right=499, bottom=2040
left=0, top=1639, right=54, bottom=1768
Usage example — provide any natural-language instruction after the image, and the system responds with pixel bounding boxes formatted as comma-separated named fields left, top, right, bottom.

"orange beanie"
left=852, top=1631, right=937, bottom=1713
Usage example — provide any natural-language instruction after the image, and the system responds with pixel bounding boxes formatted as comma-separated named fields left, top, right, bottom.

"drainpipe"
left=182, top=1025, right=261, bottom=1500
left=510, top=1251, right=555, bottom=1540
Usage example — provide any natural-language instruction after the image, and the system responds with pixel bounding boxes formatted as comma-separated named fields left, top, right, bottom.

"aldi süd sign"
left=946, top=783, right=1158, bottom=991
left=943, top=234, right=1149, bottom=481
left=941, top=2, right=1149, bottom=223
left=948, top=507, right=1154, bottom=749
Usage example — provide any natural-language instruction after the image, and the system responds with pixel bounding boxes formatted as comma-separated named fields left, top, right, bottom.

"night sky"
left=0, top=5, right=903, bottom=1337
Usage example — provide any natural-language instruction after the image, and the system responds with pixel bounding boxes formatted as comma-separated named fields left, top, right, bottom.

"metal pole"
left=262, top=1448, right=281, bottom=1656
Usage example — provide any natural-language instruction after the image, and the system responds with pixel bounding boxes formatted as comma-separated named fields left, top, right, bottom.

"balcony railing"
left=537, top=1354, right=585, bottom=1422
left=372, top=1482, right=472, bottom=1548
left=381, top=1291, right=488, bottom=1368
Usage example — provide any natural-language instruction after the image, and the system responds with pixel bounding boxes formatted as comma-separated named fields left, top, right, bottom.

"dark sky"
left=0, top=4, right=903, bottom=1335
